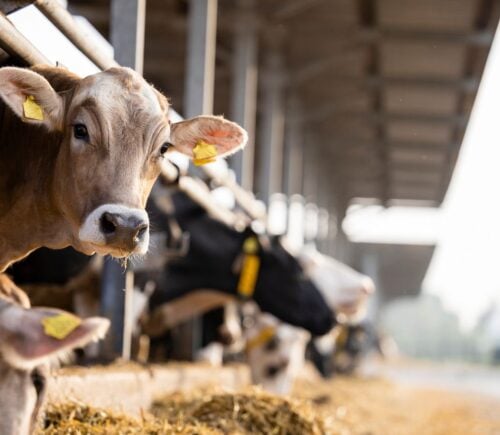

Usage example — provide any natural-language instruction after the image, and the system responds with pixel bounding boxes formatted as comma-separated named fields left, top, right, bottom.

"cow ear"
left=0, top=303, right=109, bottom=370
left=0, top=67, right=63, bottom=131
left=170, top=115, right=247, bottom=163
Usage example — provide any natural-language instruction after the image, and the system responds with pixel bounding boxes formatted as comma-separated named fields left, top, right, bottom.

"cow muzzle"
left=78, top=204, right=150, bottom=256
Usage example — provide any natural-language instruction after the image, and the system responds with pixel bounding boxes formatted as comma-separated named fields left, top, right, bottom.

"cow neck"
left=0, top=110, right=67, bottom=272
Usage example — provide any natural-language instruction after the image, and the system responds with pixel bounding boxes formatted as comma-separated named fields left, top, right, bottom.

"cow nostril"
left=135, top=224, right=148, bottom=242
left=100, top=212, right=117, bottom=235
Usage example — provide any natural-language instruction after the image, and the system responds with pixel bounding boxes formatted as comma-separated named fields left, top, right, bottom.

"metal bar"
left=203, top=164, right=266, bottom=221
left=229, top=0, right=258, bottom=190
left=283, top=95, right=304, bottom=197
left=122, top=270, right=135, bottom=360
left=184, top=0, right=218, bottom=117
left=176, top=175, right=242, bottom=228
left=34, top=0, right=118, bottom=70
left=111, top=0, right=146, bottom=73
left=100, top=258, right=126, bottom=359
left=0, top=12, right=50, bottom=65
left=257, top=49, right=285, bottom=203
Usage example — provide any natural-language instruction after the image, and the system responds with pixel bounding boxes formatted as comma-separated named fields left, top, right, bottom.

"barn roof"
left=43, top=1, right=500, bottom=208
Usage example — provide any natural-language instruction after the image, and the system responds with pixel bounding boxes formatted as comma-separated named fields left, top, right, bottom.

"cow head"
left=300, top=249, right=375, bottom=322
left=0, top=66, right=247, bottom=258
left=0, top=300, right=109, bottom=435
left=245, top=312, right=309, bottom=395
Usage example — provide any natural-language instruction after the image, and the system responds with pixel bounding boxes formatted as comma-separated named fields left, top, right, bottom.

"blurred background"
left=51, top=0, right=500, bottom=365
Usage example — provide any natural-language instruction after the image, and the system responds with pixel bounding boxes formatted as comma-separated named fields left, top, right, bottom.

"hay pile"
left=151, top=388, right=325, bottom=434
left=39, top=389, right=326, bottom=435
left=40, top=403, right=200, bottom=435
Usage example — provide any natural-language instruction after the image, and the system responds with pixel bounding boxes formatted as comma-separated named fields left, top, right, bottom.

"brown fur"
left=0, top=66, right=170, bottom=271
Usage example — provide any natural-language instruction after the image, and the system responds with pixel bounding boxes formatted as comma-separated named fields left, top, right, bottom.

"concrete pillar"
left=184, top=0, right=218, bottom=117
left=283, top=95, right=304, bottom=196
left=110, top=0, right=146, bottom=73
left=229, top=0, right=258, bottom=190
left=101, top=0, right=147, bottom=360
left=257, top=49, right=285, bottom=204
left=302, top=131, right=319, bottom=204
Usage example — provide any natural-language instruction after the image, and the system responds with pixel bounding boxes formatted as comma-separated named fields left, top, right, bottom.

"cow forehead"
left=73, top=68, right=166, bottom=118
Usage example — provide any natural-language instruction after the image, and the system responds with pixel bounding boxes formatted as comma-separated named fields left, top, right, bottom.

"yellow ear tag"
left=246, top=326, right=276, bottom=353
left=23, top=95, right=44, bottom=121
left=41, top=313, right=81, bottom=340
left=237, top=236, right=260, bottom=298
left=193, top=140, right=218, bottom=166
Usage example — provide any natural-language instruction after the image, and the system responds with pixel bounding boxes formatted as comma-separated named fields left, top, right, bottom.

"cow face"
left=0, top=67, right=247, bottom=259
left=245, top=313, right=309, bottom=395
left=300, top=249, right=375, bottom=321
left=0, top=301, right=109, bottom=435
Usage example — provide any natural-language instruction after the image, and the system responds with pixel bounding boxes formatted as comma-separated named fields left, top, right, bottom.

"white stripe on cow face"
left=78, top=204, right=150, bottom=257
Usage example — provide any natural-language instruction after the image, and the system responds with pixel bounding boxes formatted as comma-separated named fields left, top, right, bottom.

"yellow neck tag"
left=193, top=140, right=218, bottom=166
left=335, top=325, right=349, bottom=349
left=242, top=236, right=259, bottom=254
left=237, top=237, right=261, bottom=298
left=246, top=326, right=276, bottom=352
left=42, top=313, right=81, bottom=340
left=23, top=95, right=44, bottom=121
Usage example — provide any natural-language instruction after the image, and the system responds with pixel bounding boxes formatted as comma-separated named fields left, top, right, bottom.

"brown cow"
left=0, top=65, right=246, bottom=300
left=0, top=298, right=109, bottom=435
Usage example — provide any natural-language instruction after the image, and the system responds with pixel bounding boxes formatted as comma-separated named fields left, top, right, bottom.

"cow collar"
left=236, top=235, right=261, bottom=298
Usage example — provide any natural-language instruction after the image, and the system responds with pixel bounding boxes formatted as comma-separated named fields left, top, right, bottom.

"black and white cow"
left=142, top=190, right=335, bottom=337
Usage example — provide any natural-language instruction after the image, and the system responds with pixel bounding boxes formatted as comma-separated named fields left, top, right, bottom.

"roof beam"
left=290, top=64, right=479, bottom=91
left=299, top=106, right=467, bottom=125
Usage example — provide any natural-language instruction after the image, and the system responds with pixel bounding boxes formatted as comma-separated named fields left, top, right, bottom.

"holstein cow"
left=141, top=190, right=334, bottom=338
left=0, top=296, right=109, bottom=435
left=244, top=310, right=309, bottom=395
left=240, top=253, right=376, bottom=391
left=0, top=65, right=246, bottom=301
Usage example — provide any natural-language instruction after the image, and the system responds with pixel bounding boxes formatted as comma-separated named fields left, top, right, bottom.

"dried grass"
left=39, top=388, right=326, bottom=435
left=151, top=387, right=325, bottom=435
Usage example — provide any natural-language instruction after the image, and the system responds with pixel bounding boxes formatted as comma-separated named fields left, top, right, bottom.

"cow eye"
left=160, top=142, right=173, bottom=155
left=73, top=123, right=89, bottom=140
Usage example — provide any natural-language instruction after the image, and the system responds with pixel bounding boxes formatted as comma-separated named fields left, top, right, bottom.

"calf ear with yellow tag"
left=0, top=67, right=64, bottom=131
left=170, top=115, right=248, bottom=165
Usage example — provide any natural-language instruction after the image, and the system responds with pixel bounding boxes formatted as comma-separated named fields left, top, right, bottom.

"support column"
left=302, top=131, right=319, bottom=204
left=257, top=49, right=285, bottom=204
left=229, top=0, right=258, bottom=190
left=283, top=95, right=304, bottom=197
left=110, top=0, right=146, bottom=73
left=184, top=0, right=218, bottom=117
left=101, top=0, right=147, bottom=360
left=176, top=0, right=218, bottom=360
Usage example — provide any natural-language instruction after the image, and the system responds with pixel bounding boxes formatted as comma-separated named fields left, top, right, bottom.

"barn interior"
left=0, top=0, right=500, bottom=433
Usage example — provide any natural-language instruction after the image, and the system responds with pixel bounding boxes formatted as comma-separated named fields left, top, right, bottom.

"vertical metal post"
left=229, top=0, right=258, bottom=190
left=122, top=270, right=135, bottom=360
left=302, top=131, right=319, bottom=204
left=184, top=0, right=218, bottom=117
left=175, top=0, right=218, bottom=360
left=283, top=95, right=304, bottom=197
left=110, top=0, right=146, bottom=73
left=100, top=259, right=126, bottom=358
left=101, top=0, right=146, bottom=360
left=257, top=49, right=285, bottom=203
